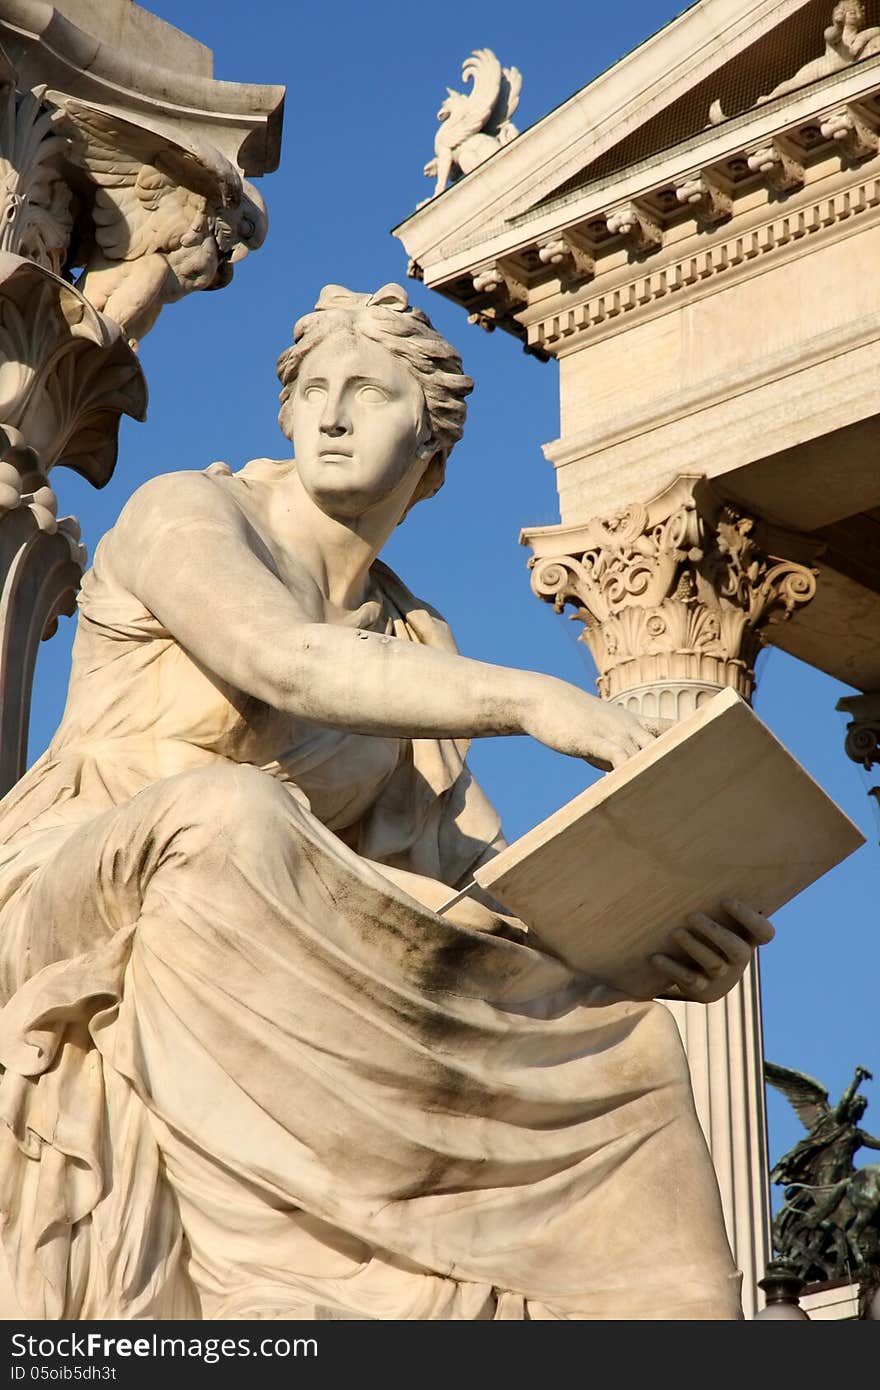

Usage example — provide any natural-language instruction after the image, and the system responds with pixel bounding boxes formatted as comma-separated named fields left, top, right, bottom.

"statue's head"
left=851, top=1094, right=869, bottom=1121
left=277, top=284, right=472, bottom=521
left=832, top=1, right=865, bottom=29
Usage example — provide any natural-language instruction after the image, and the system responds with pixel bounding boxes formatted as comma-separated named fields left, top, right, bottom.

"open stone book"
left=471, top=688, right=865, bottom=998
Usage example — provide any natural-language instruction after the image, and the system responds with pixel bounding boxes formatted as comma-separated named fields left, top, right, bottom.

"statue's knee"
left=175, top=763, right=290, bottom=836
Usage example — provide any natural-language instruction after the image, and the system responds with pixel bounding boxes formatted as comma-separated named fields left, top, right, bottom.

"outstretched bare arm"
left=109, top=472, right=661, bottom=772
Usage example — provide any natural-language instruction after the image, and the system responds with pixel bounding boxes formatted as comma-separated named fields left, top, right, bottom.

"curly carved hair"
left=276, top=283, right=473, bottom=510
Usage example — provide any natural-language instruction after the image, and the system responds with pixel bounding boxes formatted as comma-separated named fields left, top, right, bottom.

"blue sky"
left=34, top=0, right=880, bottom=1185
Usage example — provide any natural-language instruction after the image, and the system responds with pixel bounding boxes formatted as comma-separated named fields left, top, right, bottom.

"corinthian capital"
left=523, top=476, right=817, bottom=717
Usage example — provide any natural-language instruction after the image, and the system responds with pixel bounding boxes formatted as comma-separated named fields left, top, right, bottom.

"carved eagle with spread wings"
left=56, top=98, right=268, bottom=346
left=424, top=49, right=522, bottom=198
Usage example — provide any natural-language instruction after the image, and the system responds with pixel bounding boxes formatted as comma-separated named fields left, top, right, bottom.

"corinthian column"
left=522, top=473, right=818, bottom=1316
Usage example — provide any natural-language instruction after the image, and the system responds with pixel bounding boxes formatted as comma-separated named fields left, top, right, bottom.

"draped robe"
left=0, top=469, right=742, bottom=1319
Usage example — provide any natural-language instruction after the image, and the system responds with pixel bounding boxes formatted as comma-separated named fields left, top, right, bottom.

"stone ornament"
left=0, top=469, right=84, bottom=793
left=711, top=1, right=880, bottom=124
left=56, top=98, right=268, bottom=346
left=837, top=690, right=880, bottom=768
left=674, top=172, right=732, bottom=226
left=0, top=10, right=282, bottom=799
left=471, top=259, right=528, bottom=305
left=0, top=253, right=146, bottom=490
left=745, top=139, right=805, bottom=193
left=525, top=476, right=817, bottom=713
left=536, top=233, right=595, bottom=284
left=423, top=49, right=521, bottom=198
left=605, top=201, right=663, bottom=254
left=819, top=103, right=880, bottom=158
left=0, top=71, right=71, bottom=275
left=0, top=251, right=144, bottom=794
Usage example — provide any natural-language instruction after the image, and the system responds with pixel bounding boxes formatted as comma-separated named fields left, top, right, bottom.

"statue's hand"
left=856, top=1066, right=874, bottom=1083
left=523, top=681, right=669, bottom=771
left=653, top=899, right=775, bottom=1003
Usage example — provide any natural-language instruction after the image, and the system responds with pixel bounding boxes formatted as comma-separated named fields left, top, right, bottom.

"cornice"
left=529, top=167, right=880, bottom=357
left=395, top=0, right=811, bottom=266
left=403, top=64, right=880, bottom=353
left=0, top=1, right=285, bottom=173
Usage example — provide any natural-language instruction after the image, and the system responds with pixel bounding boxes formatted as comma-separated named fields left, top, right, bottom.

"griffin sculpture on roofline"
left=423, top=49, right=521, bottom=199
left=766, top=1060, right=880, bottom=1287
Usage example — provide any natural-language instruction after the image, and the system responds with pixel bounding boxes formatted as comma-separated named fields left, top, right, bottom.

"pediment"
left=396, top=0, right=880, bottom=272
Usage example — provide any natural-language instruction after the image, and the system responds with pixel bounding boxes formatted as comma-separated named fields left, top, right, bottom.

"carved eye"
left=303, top=385, right=326, bottom=404
left=357, top=385, right=388, bottom=405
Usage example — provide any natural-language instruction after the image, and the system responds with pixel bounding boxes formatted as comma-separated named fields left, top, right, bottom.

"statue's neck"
left=268, top=470, right=402, bottom=611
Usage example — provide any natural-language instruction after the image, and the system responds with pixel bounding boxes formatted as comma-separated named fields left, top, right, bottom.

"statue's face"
left=835, top=0, right=865, bottom=26
left=288, top=330, right=430, bottom=521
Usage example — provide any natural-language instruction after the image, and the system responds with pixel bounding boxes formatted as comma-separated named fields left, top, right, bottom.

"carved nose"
left=320, top=421, right=347, bottom=437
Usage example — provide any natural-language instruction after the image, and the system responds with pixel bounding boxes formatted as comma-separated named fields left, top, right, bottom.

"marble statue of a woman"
left=0, top=283, right=773, bottom=1321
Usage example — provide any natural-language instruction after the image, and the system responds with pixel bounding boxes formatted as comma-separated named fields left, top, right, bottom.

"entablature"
left=400, top=55, right=880, bottom=356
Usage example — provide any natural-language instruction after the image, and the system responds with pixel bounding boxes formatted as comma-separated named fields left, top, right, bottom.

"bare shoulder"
left=103, top=469, right=256, bottom=596
left=112, top=469, right=248, bottom=541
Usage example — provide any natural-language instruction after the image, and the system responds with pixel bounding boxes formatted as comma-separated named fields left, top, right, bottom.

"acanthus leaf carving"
left=746, top=139, right=805, bottom=194
left=472, top=258, right=528, bottom=306
left=819, top=103, right=880, bottom=159
left=0, top=252, right=146, bottom=489
left=674, top=172, right=733, bottom=227
left=525, top=477, right=817, bottom=706
left=536, top=233, right=595, bottom=284
left=0, top=78, right=72, bottom=276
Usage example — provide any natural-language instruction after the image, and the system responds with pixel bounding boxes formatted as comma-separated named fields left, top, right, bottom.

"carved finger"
left=637, top=717, right=675, bottom=738
left=672, top=926, right=728, bottom=977
left=651, top=953, right=708, bottom=994
left=720, top=898, right=776, bottom=944
left=602, top=740, right=637, bottom=770
left=687, top=912, right=751, bottom=966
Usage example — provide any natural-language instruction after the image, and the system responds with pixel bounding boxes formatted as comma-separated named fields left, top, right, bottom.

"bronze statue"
left=766, top=1061, right=880, bottom=1284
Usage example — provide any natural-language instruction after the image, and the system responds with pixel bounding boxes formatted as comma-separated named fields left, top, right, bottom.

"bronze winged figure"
left=766, top=1061, right=880, bottom=1284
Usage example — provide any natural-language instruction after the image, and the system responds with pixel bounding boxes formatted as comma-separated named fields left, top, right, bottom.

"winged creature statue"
left=56, top=98, right=268, bottom=347
left=766, top=1060, right=880, bottom=1284
left=423, top=49, right=521, bottom=198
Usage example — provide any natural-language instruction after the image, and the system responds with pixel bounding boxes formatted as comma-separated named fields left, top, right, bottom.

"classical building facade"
left=397, top=0, right=880, bottom=1316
